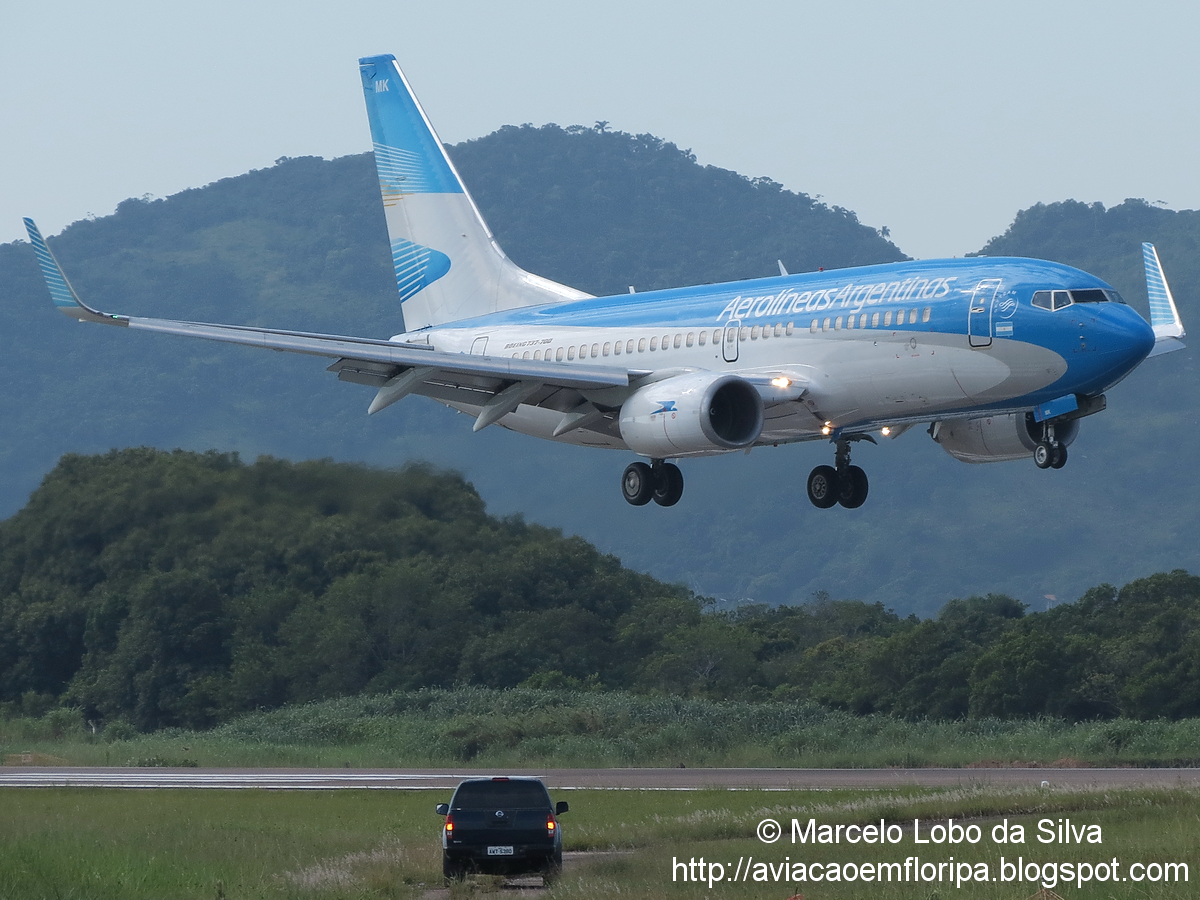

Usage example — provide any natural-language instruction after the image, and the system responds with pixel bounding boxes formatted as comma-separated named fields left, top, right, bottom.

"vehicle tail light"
left=445, top=814, right=454, bottom=837
left=547, top=815, right=556, bottom=836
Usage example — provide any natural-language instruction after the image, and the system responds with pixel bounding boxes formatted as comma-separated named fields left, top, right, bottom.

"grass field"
left=1, top=784, right=1196, bottom=899
left=6, top=688, right=1200, bottom=769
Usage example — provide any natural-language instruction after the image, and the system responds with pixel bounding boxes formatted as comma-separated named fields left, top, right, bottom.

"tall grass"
left=5, top=687, right=1200, bottom=768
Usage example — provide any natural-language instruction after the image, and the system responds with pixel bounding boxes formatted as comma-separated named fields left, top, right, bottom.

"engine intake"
left=619, top=373, right=764, bottom=456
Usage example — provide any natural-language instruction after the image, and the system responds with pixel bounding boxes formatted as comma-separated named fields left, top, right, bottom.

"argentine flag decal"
left=391, top=238, right=451, bottom=303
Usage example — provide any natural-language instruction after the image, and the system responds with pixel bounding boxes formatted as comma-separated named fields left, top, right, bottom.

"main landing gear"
left=1033, top=421, right=1068, bottom=470
left=622, top=459, right=684, bottom=507
left=807, top=437, right=869, bottom=510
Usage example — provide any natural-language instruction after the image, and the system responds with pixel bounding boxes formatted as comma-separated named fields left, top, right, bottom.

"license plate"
left=487, top=846, right=514, bottom=856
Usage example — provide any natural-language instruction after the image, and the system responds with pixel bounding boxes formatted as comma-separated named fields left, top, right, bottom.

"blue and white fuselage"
left=21, top=54, right=1185, bottom=510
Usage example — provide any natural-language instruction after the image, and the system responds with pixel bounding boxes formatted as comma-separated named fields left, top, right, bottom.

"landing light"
left=821, top=423, right=832, bottom=435
left=770, top=376, right=791, bottom=388
left=881, top=426, right=892, bottom=436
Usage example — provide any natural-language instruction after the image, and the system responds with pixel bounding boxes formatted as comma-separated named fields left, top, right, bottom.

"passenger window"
left=1032, top=291, right=1052, bottom=310
left=871, top=312, right=880, bottom=327
left=522, top=351, right=530, bottom=359
left=775, top=323, right=783, bottom=337
left=786, top=322, right=794, bottom=335
left=909, top=309, right=918, bottom=324
left=613, top=341, right=622, bottom=356
left=698, top=331, right=706, bottom=346
left=726, top=329, right=736, bottom=344
left=673, top=334, right=682, bottom=349
left=860, top=314, right=868, bottom=328
left=834, top=316, right=842, bottom=330
left=822, top=318, right=831, bottom=332
left=567, top=346, right=576, bottom=360
left=591, top=343, right=599, bottom=358
left=602, top=342, right=610, bottom=356
left=1052, top=291, right=1072, bottom=310
left=846, top=315, right=855, bottom=330
left=662, top=334, right=670, bottom=349
left=922, top=307, right=931, bottom=323
left=638, top=338, right=647, bottom=352
left=761, top=325, right=770, bottom=339
left=686, top=332, right=694, bottom=347
left=534, top=350, right=541, bottom=360
left=884, top=311, right=893, bottom=327
left=650, top=336, right=658, bottom=351
left=578, top=344, right=587, bottom=358
left=556, top=347, right=564, bottom=361
left=739, top=326, right=749, bottom=341
left=751, top=325, right=760, bottom=340
left=627, top=340, right=634, bottom=353
left=810, top=319, right=819, bottom=333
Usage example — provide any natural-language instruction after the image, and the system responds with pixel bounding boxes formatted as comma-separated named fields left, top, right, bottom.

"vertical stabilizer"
left=359, top=55, right=589, bottom=330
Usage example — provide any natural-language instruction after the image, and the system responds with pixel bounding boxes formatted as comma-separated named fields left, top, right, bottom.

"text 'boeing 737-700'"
left=24, top=54, right=1187, bottom=510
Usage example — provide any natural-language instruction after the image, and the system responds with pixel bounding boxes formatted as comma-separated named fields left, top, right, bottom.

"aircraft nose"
left=1100, top=305, right=1155, bottom=377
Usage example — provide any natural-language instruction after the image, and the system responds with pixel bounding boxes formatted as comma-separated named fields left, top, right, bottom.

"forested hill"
left=0, top=128, right=1198, bottom=614
left=3, top=449, right=1200, bottom=730
left=450, top=124, right=905, bottom=294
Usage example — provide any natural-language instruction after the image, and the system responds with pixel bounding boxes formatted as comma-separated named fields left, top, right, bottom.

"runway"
left=2, top=766, right=1199, bottom=790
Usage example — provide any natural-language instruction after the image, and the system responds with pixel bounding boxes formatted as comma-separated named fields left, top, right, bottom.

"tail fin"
left=1142, top=242, right=1186, bottom=357
left=358, top=55, right=588, bottom=331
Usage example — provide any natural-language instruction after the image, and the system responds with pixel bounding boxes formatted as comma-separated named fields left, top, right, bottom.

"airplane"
left=23, top=53, right=1186, bottom=511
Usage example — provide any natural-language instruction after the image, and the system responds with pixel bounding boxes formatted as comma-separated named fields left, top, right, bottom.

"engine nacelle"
left=931, top=412, right=1079, bottom=464
left=619, top=372, right=764, bottom=457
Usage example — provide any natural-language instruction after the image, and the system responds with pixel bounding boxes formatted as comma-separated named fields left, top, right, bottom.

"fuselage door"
left=470, top=336, right=488, bottom=356
left=968, top=279, right=1002, bottom=348
left=723, top=320, right=740, bottom=363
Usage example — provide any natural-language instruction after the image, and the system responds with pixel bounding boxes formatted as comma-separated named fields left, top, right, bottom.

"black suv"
left=436, top=777, right=569, bottom=882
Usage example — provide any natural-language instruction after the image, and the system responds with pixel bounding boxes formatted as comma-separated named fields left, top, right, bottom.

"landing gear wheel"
left=807, top=465, right=840, bottom=509
left=1034, top=441, right=1054, bottom=469
left=652, top=463, right=684, bottom=507
left=622, top=462, right=654, bottom=505
left=1051, top=444, right=1068, bottom=469
left=837, top=465, right=869, bottom=509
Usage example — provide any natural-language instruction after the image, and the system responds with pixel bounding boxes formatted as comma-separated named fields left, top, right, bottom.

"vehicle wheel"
left=1051, top=444, right=1068, bottom=469
left=543, top=852, right=563, bottom=885
left=443, top=856, right=466, bottom=882
left=837, top=465, right=869, bottom=509
left=1034, top=441, right=1054, bottom=469
left=807, top=465, right=840, bottom=509
left=621, top=462, right=653, bottom=505
left=652, top=463, right=684, bottom=507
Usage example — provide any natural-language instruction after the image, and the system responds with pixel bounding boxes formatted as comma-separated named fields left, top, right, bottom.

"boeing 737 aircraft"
left=24, top=54, right=1187, bottom=510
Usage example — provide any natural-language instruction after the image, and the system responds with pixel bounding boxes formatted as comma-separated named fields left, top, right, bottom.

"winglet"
left=1143, top=242, right=1185, bottom=357
left=22, top=218, right=122, bottom=325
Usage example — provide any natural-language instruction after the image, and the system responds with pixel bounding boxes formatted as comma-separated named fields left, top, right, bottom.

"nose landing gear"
left=1034, top=422, right=1069, bottom=470
left=621, top=459, right=684, bottom=507
left=807, top=437, right=870, bottom=509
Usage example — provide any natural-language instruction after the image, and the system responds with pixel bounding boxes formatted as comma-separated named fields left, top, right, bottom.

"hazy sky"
left=5, top=0, right=1199, bottom=260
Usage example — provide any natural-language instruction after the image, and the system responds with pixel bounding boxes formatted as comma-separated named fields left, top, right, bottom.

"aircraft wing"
left=23, top=218, right=631, bottom=431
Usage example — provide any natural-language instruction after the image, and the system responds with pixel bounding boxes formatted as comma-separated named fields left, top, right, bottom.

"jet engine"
left=931, top=412, right=1078, bottom=464
left=619, top=372, right=763, bottom=457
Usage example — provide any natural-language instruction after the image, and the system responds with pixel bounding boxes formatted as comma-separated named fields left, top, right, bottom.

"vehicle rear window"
left=452, top=781, right=551, bottom=809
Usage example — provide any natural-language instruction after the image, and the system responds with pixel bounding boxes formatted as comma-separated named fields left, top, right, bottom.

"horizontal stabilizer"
left=1143, top=242, right=1186, bottom=357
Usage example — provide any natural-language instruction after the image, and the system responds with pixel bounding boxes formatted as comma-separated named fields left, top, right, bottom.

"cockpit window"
left=1071, top=289, right=1108, bottom=304
left=1104, top=289, right=1126, bottom=304
left=1032, top=291, right=1052, bottom=310
left=1052, top=290, right=1073, bottom=310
